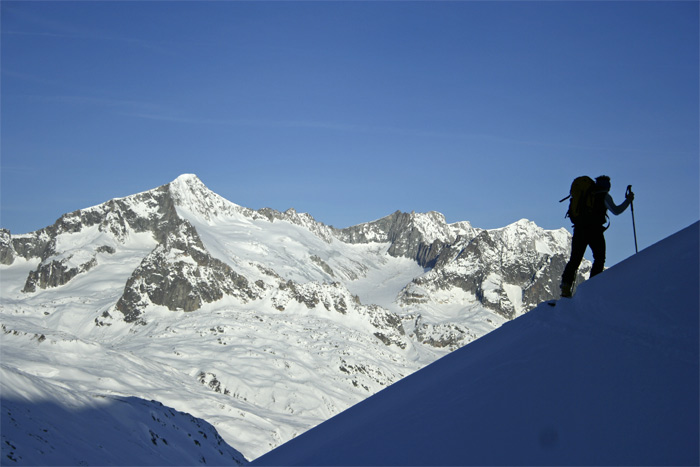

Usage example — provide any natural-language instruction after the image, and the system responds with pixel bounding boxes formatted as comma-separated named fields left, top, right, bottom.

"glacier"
left=1, top=174, right=598, bottom=463
left=254, top=221, right=699, bottom=466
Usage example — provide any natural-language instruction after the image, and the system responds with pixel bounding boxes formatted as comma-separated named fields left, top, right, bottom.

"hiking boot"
left=560, top=282, right=573, bottom=298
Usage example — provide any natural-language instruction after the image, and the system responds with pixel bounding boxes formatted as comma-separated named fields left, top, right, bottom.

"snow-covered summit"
left=1, top=174, right=590, bottom=463
left=168, top=174, right=249, bottom=224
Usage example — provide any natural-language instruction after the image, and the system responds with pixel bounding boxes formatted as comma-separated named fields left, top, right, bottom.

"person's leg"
left=561, top=227, right=588, bottom=291
left=589, top=228, right=607, bottom=277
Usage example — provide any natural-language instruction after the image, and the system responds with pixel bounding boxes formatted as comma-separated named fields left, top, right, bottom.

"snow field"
left=0, top=175, right=602, bottom=463
left=253, top=222, right=699, bottom=466
left=1, top=364, right=247, bottom=465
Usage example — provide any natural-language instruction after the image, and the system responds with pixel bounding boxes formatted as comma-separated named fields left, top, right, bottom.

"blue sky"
left=2, top=1, right=698, bottom=267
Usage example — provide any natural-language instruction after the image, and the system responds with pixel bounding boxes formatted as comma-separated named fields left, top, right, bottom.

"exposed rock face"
left=336, top=211, right=456, bottom=267
left=271, top=279, right=408, bottom=349
left=310, top=255, right=335, bottom=277
left=2, top=229, right=54, bottom=263
left=2, top=173, right=585, bottom=335
left=0, top=173, right=601, bottom=464
left=6, top=177, right=260, bottom=323
left=114, top=220, right=260, bottom=323
left=23, top=256, right=98, bottom=293
left=398, top=219, right=589, bottom=319
left=11, top=184, right=173, bottom=293
left=0, top=229, right=16, bottom=265
left=414, top=320, right=477, bottom=350
left=332, top=211, right=588, bottom=320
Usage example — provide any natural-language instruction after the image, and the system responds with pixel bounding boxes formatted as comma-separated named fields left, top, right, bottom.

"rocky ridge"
left=1, top=174, right=586, bottom=338
left=398, top=219, right=584, bottom=319
left=0, top=174, right=590, bottom=462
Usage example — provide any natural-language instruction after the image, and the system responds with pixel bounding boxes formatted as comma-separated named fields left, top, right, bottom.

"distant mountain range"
left=0, top=174, right=588, bottom=462
left=253, top=223, right=700, bottom=466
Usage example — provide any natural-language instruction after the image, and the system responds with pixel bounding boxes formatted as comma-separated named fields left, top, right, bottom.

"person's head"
left=596, top=175, right=611, bottom=192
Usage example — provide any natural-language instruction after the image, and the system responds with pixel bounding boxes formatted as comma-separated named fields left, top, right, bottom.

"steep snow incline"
left=1, top=365, right=247, bottom=466
left=0, top=174, right=599, bottom=463
left=254, top=222, right=699, bottom=466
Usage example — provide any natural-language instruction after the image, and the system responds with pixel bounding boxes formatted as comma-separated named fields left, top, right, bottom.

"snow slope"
left=0, top=174, right=595, bottom=464
left=254, top=222, right=700, bottom=466
left=1, top=364, right=246, bottom=465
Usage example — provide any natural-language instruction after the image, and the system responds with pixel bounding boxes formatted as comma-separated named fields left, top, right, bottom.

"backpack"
left=560, top=176, right=609, bottom=228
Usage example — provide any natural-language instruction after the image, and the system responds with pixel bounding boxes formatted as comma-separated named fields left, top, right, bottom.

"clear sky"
left=2, top=1, right=698, bottom=267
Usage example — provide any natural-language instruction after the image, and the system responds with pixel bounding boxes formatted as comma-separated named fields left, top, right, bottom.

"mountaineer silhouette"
left=559, top=175, right=634, bottom=298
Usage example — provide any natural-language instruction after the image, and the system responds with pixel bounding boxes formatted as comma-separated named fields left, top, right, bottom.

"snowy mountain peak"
left=168, top=173, right=212, bottom=200
left=509, top=217, right=537, bottom=229
left=167, top=173, right=245, bottom=223
left=1, top=174, right=589, bottom=463
left=491, top=218, right=543, bottom=236
left=172, top=173, right=201, bottom=184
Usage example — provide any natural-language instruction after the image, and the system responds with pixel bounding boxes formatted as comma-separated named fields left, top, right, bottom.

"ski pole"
left=627, top=185, right=638, bottom=253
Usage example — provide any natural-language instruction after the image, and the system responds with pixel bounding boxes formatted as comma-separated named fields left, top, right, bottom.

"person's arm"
left=605, top=193, right=632, bottom=216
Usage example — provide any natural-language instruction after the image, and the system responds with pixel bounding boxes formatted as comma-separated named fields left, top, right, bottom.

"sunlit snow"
left=0, top=174, right=637, bottom=465
left=254, top=222, right=699, bottom=466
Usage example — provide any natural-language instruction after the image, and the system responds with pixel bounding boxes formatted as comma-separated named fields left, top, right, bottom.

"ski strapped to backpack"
left=560, top=176, right=610, bottom=229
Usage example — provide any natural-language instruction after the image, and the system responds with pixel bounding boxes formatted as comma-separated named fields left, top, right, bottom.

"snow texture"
left=0, top=174, right=608, bottom=464
left=254, top=222, right=699, bottom=466
left=1, top=366, right=246, bottom=465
